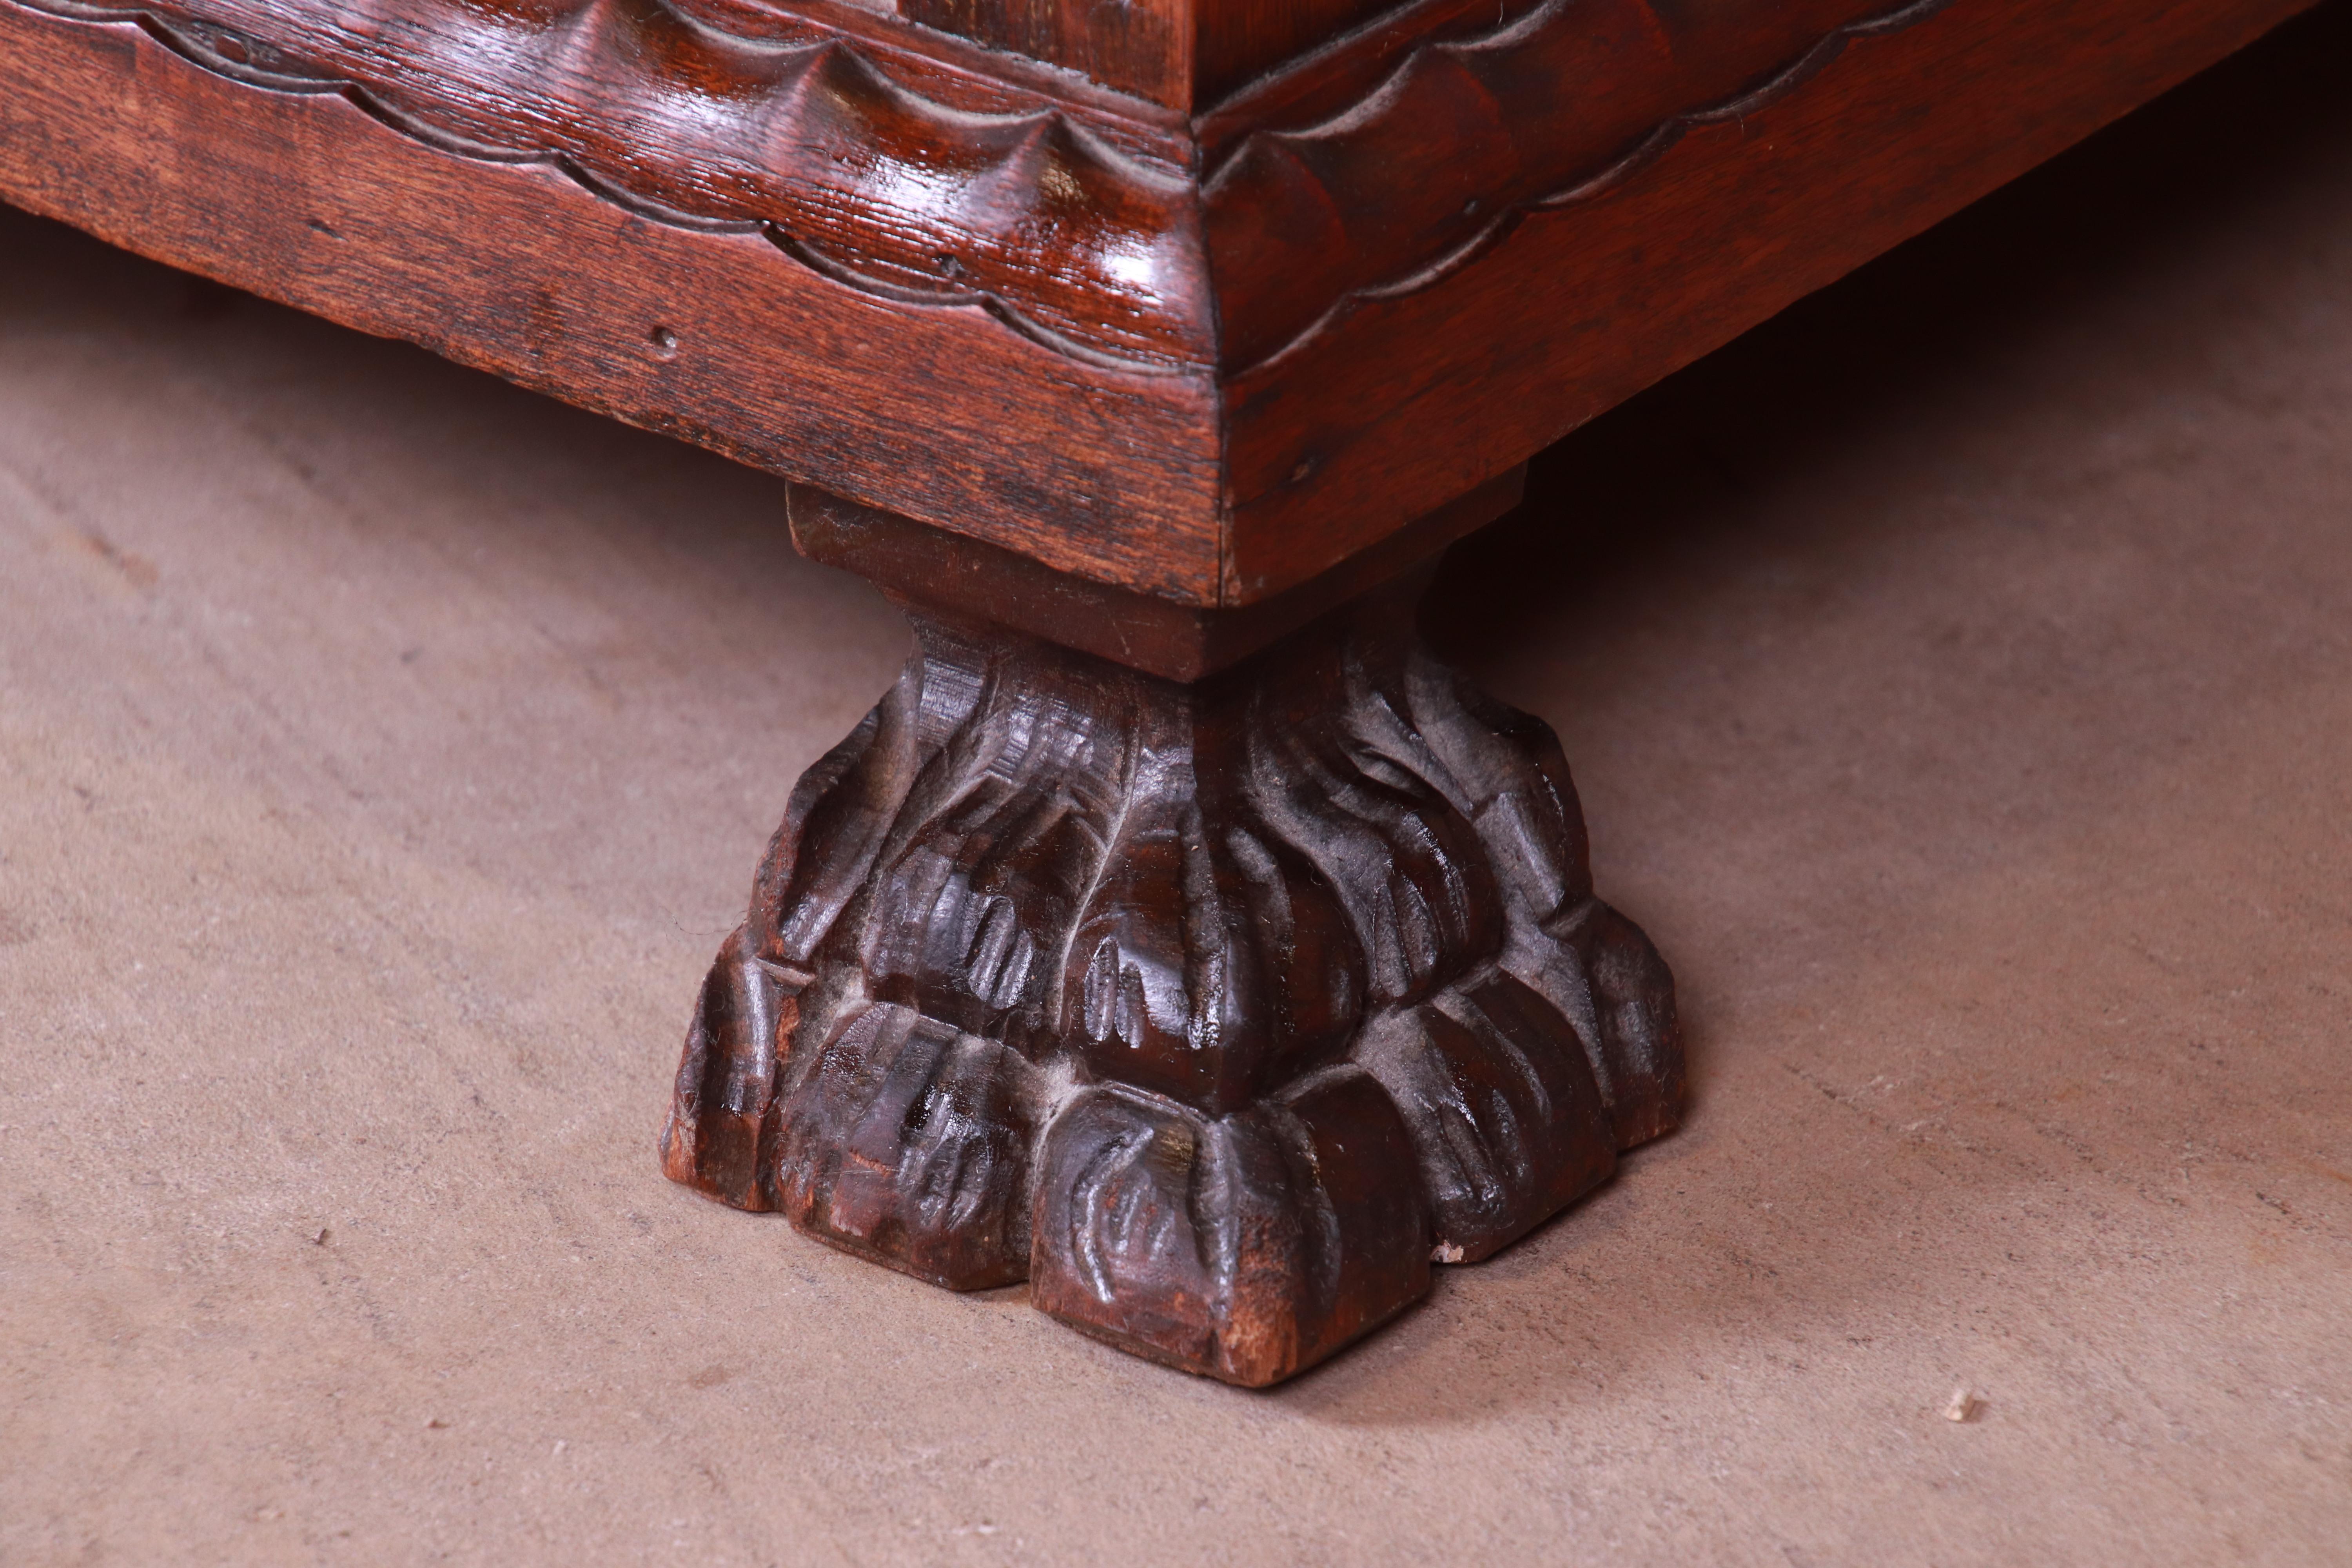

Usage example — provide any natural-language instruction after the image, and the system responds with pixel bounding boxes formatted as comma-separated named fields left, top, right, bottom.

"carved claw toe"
left=1353, top=971, right=1617, bottom=1265
left=772, top=1000, right=1039, bottom=1289
left=659, top=926, right=789, bottom=1212
left=1030, top=1067, right=1428, bottom=1387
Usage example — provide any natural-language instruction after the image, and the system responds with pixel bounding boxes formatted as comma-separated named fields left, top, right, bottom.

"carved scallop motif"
left=42, top=0, right=1211, bottom=367
left=1204, top=0, right=1953, bottom=371
left=33, top=0, right=1949, bottom=372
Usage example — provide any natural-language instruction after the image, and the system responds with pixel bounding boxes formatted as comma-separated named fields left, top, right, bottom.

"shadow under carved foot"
left=661, top=587, right=1682, bottom=1386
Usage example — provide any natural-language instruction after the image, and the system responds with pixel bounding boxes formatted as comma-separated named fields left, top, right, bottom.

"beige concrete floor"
left=5, top=8, right=2351, bottom=1563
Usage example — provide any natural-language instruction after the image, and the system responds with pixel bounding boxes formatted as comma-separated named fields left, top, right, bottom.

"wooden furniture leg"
left=661, top=486, right=1682, bottom=1385
left=0, top=0, right=2312, bottom=1383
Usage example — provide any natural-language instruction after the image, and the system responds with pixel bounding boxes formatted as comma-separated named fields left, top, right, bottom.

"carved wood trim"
left=25, top=0, right=1215, bottom=372
left=1216, top=0, right=2317, bottom=600
left=1202, top=0, right=1952, bottom=375
left=0, top=0, right=1229, bottom=598
left=662, top=582, right=1684, bottom=1383
left=18, top=0, right=1960, bottom=376
left=5, top=0, right=2303, bottom=610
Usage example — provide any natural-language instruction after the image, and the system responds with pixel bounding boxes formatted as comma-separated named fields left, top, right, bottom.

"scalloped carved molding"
left=1204, top=0, right=1953, bottom=373
left=36, top=0, right=1214, bottom=370
left=29, top=0, right=1951, bottom=374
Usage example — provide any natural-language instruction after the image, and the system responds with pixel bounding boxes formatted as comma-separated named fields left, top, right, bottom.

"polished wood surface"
left=0, top=0, right=1223, bottom=597
left=0, top=0, right=2308, bottom=1381
left=1222, top=0, right=2318, bottom=597
left=0, top=0, right=2310, bottom=606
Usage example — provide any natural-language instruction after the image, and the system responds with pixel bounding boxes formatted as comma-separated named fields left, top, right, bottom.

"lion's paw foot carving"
left=662, top=595, right=1682, bottom=1385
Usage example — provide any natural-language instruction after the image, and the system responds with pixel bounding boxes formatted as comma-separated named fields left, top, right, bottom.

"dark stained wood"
left=788, top=467, right=1523, bottom=681
left=87, top=0, right=1210, bottom=363
left=2, top=0, right=2309, bottom=1380
left=1219, top=0, right=2318, bottom=599
left=0, top=0, right=2310, bottom=605
left=661, top=578, right=1683, bottom=1384
left=0, top=0, right=1224, bottom=599
left=898, top=0, right=1399, bottom=108
left=1201, top=0, right=1922, bottom=374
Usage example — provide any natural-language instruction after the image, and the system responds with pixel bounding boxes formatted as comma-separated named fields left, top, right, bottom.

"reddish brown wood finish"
left=0, top=0, right=2309, bottom=607
left=1220, top=0, right=2318, bottom=597
left=788, top=468, right=1524, bottom=681
left=0, top=0, right=1223, bottom=598
left=899, top=0, right=1397, bottom=109
left=0, top=0, right=2308, bottom=1381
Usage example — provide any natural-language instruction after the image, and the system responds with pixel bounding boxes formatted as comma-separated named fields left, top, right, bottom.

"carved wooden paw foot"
left=661, top=571, right=1682, bottom=1386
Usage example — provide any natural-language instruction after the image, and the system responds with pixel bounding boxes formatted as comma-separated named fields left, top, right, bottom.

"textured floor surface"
left=5, top=8, right=2351, bottom=1563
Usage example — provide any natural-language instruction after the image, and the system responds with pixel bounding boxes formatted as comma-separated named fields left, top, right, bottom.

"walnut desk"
left=0, top=0, right=2307, bottom=1385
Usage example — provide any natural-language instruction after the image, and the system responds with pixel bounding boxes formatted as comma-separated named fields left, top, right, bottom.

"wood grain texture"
left=661, top=584, right=1683, bottom=1384
left=12, top=0, right=1946, bottom=374
left=0, top=0, right=1225, bottom=599
left=787, top=469, right=1523, bottom=681
left=1201, top=0, right=1929, bottom=374
left=898, top=0, right=1400, bottom=108
left=26, top=0, right=1209, bottom=368
left=0, top=0, right=2305, bottom=606
left=10, top=0, right=2300, bottom=1385
left=1220, top=0, right=2318, bottom=600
